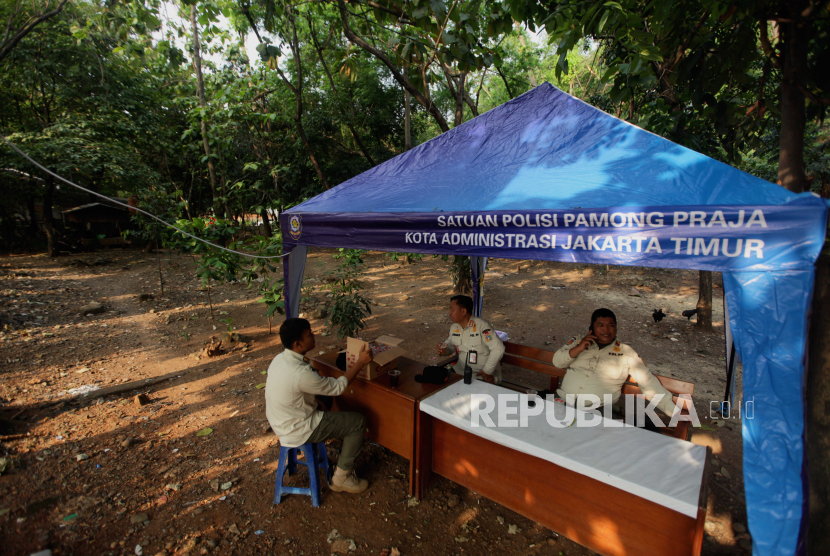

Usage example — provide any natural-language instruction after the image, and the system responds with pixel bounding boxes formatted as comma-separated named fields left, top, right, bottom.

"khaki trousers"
left=306, top=411, right=366, bottom=471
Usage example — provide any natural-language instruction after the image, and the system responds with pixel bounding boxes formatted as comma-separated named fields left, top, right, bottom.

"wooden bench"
left=500, top=341, right=695, bottom=441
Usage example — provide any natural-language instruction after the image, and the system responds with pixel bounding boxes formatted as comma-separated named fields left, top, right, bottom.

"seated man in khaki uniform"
left=437, top=295, right=505, bottom=384
left=553, top=308, right=679, bottom=419
left=266, top=318, right=373, bottom=494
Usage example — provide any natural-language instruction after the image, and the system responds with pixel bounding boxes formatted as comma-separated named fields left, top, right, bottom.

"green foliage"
left=240, top=232, right=287, bottom=319
left=387, top=252, right=425, bottom=265
left=326, top=248, right=371, bottom=340
left=514, top=1, right=829, bottom=162
left=257, top=278, right=286, bottom=318
left=172, top=217, right=242, bottom=287
left=740, top=122, right=830, bottom=189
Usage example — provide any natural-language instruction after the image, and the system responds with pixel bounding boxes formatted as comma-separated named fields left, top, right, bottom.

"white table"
left=415, top=380, right=710, bottom=556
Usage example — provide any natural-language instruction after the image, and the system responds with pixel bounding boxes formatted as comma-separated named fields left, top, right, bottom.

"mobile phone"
left=468, top=350, right=478, bottom=365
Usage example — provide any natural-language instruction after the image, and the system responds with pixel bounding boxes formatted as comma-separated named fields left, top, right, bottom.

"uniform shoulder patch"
left=483, top=329, right=493, bottom=341
left=567, top=337, right=576, bottom=345
left=302, top=356, right=310, bottom=364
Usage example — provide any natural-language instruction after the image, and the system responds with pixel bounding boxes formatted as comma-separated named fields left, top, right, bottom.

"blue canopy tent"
left=281, top=83, right=828, bottom=555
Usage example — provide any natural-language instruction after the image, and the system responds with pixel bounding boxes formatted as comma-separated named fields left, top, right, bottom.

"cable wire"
left=0, top=133, right=289, bottom=260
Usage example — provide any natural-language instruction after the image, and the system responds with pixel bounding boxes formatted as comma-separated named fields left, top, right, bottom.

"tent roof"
left=289, top=83, right=819, bottom=214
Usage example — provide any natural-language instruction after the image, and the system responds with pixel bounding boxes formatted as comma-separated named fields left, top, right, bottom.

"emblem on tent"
left=289, top=215, right=302, bottom=240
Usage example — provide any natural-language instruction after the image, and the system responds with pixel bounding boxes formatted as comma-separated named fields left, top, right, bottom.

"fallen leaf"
left=508, top=524, right=521, bottom=534
left=255, top=383, right=266, bottom=389
left=196, top=428, right=213, bottom=437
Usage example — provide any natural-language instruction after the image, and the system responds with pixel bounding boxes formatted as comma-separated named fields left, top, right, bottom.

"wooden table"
left=415, top=381, right=710, bottom=556
left=310, top=353, right=461, bottom=496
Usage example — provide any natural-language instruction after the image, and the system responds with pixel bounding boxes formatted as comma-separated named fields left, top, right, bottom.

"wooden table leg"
left=414, top=407, right=433, bottom=500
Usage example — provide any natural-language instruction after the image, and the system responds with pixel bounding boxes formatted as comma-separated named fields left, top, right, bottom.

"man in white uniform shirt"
left=553, top=308, right=679, bottom=420
left=266, top=318, right=373, bottom=494
left=437, top=295, right=505, bottom=384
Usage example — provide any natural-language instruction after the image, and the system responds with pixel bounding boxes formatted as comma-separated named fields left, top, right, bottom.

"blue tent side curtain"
left=277, top=82, right=830, bottom=556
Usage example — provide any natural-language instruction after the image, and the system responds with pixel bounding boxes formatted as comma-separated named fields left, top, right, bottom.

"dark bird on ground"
left=682, top=309, right=698, bottom=320
left=652, top=309, right=666, bottom=323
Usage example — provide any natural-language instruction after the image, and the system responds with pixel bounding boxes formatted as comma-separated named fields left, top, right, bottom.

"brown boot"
left=330, top=466, right=368, bottom=494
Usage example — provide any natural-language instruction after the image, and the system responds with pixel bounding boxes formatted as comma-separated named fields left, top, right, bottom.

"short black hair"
left=450, top=295, right=474, bottom=316
left=280, top=318, right=311, bottom=349
left=591, top=308, right=617, bottom=326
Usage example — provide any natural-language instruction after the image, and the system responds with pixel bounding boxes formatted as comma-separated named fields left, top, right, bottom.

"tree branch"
left=365, top=1, right=413, bottom=24
left=241, top=3, right=263, bottom=44
left=798, top=82, right=830, bottom=106
left=252, top=87, right=280, bottom=102
left=336, top=0, right=449, bottom=132
left=307, top=13, right=377, bottom=166
left=0, top=0, right=70, bottom=63
left=759, top=20, right=781, bottom=67
left=495, top=65, right=514, bottom=99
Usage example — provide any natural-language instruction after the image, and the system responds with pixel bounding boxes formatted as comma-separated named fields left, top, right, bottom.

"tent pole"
left=471, top=256, right=487, bottom=317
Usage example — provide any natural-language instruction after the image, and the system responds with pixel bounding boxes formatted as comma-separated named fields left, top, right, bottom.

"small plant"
left=386, top=252, right=424, bottom=266
left=219, top=317, right=234, bottom=334
left=172, top=217, right=243, bottom=318
left=326, top=248, right=371, bottom=340
left=239, top=232, right=285, bottom=333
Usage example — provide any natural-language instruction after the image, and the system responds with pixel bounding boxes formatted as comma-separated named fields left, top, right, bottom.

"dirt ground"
left=0, top=248, right=751, bottom=556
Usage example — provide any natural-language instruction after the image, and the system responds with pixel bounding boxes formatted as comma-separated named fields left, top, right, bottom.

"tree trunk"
left=260, top=207, right=273, bottom=238
left=777, top=4, right=809, bottom=193
left=280, top=12, right=329, bottom=190
left=775, top=4, right=827, bottom=551
left=42, top=174, right=56, bottom=257
left=190, top=5, right=219, bottom=203
left=453, top=72, right=466, bottom=127
left=453, top=256, right=472, bottom=295
left=345, top=122, right=376, bottom=166
left=26, top=190, right=38, bottom=247
left=807, top=250, right=830, bottom=554
left=695, top=270, right=713, bottom=331
left=405, top=90, right=412, bottom=150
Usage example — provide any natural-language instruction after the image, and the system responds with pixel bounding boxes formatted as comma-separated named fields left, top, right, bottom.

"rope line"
left=0, top=133, right=289, bottom=259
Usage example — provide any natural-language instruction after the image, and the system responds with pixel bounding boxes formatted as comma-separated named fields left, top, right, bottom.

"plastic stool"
left=273, top=442, right=330, bottom=507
